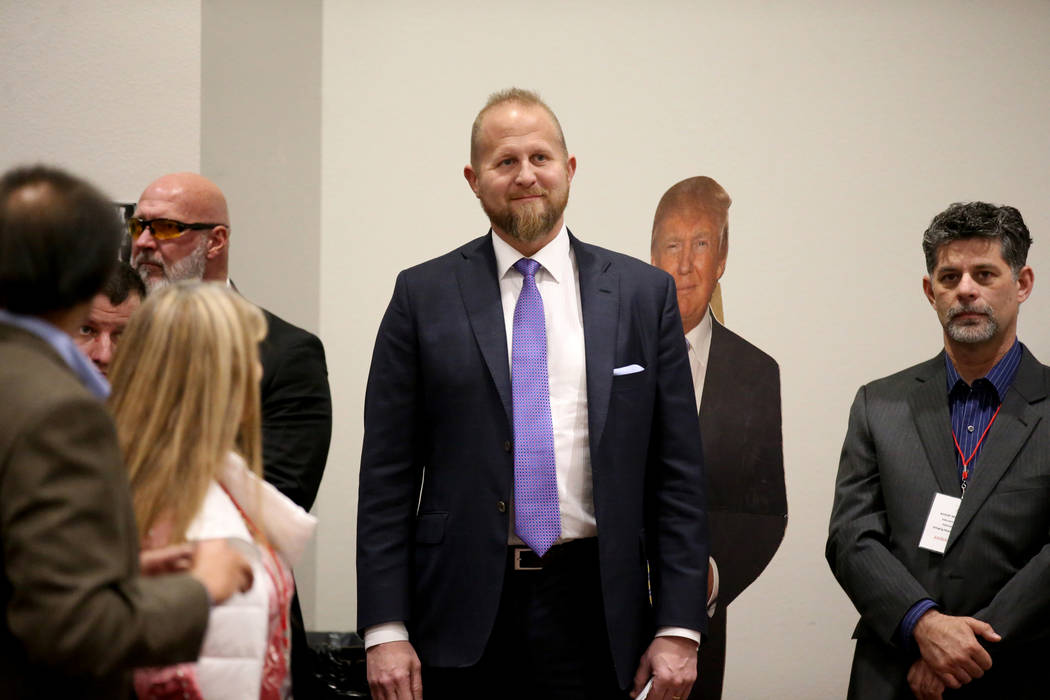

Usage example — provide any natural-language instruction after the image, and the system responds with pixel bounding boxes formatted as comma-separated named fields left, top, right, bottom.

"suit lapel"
left=573, top=234, right=619, bottom=451
left=907, top=355, right=960, bottom=496
left=456, top=236, right=513, bottom=424
left=947, top=349, right=1046, bottom=549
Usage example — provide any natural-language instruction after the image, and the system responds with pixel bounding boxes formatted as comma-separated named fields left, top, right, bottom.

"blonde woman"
left=108, top=281, right=316, bottom=700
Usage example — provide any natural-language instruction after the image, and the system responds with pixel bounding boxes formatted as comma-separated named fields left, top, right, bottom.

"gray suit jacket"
left=826, top=346, right=1050, bottom=699
left=0, top=323, right=209, bottom=699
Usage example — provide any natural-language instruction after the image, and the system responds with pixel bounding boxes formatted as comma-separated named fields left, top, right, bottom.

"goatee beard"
left=945, top=303, right=999, bottom=344
left=483, top=189, right=569, bottom=244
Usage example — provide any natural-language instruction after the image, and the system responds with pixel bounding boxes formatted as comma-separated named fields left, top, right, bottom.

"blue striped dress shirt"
left=897, top=340, right=1023, bottom=647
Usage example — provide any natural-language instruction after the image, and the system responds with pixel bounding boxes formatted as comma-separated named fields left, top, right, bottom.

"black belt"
left=508, top=538, right=597, bottom=571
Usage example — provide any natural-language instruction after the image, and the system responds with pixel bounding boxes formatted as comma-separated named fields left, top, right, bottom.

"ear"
left=464, top=165, right=480, bottom=197
left=922, top=275, right=935, bottom=306
left=1016, top=265, right=1034, bottom=303
left=206, top=225, right=229, bottom=260
left=566, top=154, right=577, bottom=183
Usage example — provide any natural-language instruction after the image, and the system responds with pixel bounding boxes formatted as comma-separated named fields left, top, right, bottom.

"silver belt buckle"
left=513, top=546, right=542, bottom=571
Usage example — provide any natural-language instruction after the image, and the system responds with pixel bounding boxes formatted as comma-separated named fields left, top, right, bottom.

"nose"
left=92, top=333, right=115, bottom=373
left=677, top=245, right=695, bottom=275
left=514, top=161, right=537, bottom=188
left=957, top=273, right=979, bottom=299
left=130, top=226, right=156, bottom=255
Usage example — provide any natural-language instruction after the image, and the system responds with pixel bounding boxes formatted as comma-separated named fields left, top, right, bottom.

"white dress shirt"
left=684, top=310, right=713, bottom=413
left=492, top=226, right=596, bottom=542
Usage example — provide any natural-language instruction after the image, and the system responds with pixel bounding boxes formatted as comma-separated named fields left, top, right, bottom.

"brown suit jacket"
left=0, top=322, right=210, bottom=699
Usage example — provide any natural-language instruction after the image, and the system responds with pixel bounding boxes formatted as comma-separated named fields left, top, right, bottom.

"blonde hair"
left=469, top=87, right=567, bottom=168
left=651, top=176, right=733, bottom=252
left=108, top=281, right=267, bottom=543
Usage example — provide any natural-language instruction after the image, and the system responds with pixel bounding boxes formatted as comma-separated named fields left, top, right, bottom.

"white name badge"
left=918, top=492, right=961, bottom=554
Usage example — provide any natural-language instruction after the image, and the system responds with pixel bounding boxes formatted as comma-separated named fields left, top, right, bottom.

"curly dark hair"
left=922, top=202, right=1032, bottom=276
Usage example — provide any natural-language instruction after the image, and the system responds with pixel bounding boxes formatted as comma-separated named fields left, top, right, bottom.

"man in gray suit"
left=827, top=202, right=1049, bottom=699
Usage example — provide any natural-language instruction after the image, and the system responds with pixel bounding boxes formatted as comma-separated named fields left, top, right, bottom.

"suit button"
left=503, top=440, right=511, bottom=452
left=497, top=501, right=507, bottom=513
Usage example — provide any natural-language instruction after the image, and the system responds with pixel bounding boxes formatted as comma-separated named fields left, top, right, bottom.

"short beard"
left=134, top=236, right=209, bottom=293
left=945, top=303, right=999, bottom=344
left=483, top=186, right=569, bottom=244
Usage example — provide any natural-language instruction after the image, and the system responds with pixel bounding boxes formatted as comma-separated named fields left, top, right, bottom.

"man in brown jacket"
left=0, top=165, right=251, bottom=698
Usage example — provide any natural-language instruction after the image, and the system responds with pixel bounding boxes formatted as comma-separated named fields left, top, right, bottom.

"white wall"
left=319, top=1, right=1050, bottom=696
left=201, top=0, right=324, bottom=626
left=201, top=0, right=322, bottom=331
left=0, top=1, right=201, bottom=200
left=5, top=1, right=1050, bottom=696
left=1, top=0, right=326, bottom=625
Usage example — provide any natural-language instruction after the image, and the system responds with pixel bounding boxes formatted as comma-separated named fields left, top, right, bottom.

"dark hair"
left=102, top=260, right=146, bottom=306
left=0, top=165, right=121, bottom=315
left=922, top=202, right=1032, bottom=276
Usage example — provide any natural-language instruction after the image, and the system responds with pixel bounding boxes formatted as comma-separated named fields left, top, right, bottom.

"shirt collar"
left=684, top=307, right=714, bottom=353
left=491, top=225, right=571, bottom=283
left=0, top=309, right=110, bottom=399
left=945, top=338, right=1023, bottom=402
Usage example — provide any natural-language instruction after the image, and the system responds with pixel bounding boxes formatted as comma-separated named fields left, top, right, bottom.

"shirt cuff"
left=898, top=599, right=938, bottom=649
left=656, top=627, right=702, bottom=648
left=707, top=556, right=719, bottom=618
left=364, top=621, right=410, bottom=649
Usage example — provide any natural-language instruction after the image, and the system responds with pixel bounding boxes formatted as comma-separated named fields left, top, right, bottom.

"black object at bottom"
left=305, top=630, right=369, bottom=698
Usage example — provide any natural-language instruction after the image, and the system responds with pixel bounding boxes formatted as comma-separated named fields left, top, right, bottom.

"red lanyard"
left=951, top=403, right=1001, bottom=489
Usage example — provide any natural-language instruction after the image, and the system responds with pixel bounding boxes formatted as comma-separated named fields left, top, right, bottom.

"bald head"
left=470, top=88, right=567, bottom=170
left=138, top=172, right=229, bottom=226
left=131, top=172, right=230, bottom=291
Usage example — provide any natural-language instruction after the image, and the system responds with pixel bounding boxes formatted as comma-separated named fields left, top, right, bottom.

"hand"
left=908, top=658, right=945, bottom=700
left=188, top=539, right=253, bottom=604
left=913, top=610, right=1000, bottom=688
left=630, top=636, right=697, bottom=700
left=140, top=543, right=195, bottom=576
left=367, top=640, right=422, bottom=700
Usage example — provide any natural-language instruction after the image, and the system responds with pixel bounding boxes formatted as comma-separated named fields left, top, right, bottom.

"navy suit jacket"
left=357, top=232, right=709, bottom=689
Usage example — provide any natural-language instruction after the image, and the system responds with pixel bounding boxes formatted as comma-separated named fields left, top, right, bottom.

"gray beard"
left=945, top=305, right=999, bottom=344
left=134, top=238, right=208, bottom=293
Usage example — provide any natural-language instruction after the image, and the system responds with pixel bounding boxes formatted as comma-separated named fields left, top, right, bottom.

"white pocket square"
left=613, top=364, right=644, bottom=376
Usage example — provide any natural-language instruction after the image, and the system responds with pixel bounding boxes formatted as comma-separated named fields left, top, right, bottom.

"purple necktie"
left=512, top=258, right=560, bottom=556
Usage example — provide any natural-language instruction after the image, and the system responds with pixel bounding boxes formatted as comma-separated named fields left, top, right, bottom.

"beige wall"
left=0, top=1, right=202, bottom=199
left=201, top=0, right=324, bottom=627
left=5, top=1, right=1050, bottom=696
left=318, top=1, right=1050, bottom=697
